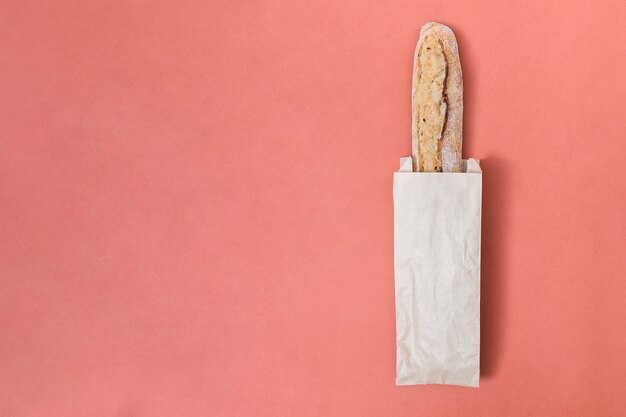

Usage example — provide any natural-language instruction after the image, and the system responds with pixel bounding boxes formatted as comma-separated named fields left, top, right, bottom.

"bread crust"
left=412, top=22, right=463, bottom=172
left=415, top=32, right=447, bottom=172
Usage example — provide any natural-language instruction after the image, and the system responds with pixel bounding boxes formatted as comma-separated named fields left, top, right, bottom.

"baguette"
left=411, top=22, right=463, bottom=172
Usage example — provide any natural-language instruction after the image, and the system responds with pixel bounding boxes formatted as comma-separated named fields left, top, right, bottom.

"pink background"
left=1, top=0, right=625, bottom=416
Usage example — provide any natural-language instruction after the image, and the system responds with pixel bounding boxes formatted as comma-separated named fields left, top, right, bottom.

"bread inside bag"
left=412, top=22, right=463, bottom=172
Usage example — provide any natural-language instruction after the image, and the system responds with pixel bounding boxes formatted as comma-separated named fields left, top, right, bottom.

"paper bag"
left=393, top=158, right=482, bottom=387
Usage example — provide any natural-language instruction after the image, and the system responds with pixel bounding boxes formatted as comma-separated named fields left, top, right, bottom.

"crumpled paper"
left=393, top=158, right=482, bottom=387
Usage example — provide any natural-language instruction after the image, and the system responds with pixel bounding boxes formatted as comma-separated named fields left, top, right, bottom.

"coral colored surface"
left=1, top=1, right=625, bottom=416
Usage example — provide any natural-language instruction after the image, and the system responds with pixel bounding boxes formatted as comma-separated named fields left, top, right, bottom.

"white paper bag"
left=394, top=158, right=482, bottom=387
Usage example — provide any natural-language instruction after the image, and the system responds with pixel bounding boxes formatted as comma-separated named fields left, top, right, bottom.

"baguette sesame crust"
left=412, top=22, right=463, bottom=172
